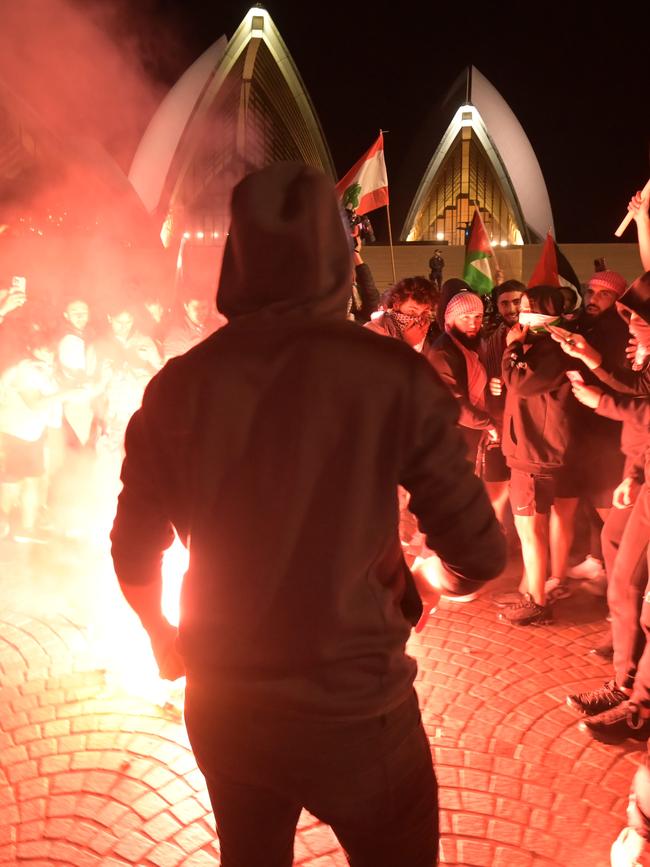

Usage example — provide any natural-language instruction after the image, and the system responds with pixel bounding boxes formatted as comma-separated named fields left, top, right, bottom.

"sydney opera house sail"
left=401, top=67, right=554, bottom=246
left=128, top=7, right=334, bottom=247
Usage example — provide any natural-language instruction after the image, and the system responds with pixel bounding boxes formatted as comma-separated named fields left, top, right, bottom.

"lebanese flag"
left=528, top=233, right=581, bottom=295
left=335, top=133, right=389, bottom=215
left=462, top=210, right=496, bottom=296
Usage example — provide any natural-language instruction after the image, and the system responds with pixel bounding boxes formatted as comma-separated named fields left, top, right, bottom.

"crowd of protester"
left=363, top=190, right=650, bottom=866
left=0, top=280, right=226, bottom=542
left=2, top=185, right=650, bottom=865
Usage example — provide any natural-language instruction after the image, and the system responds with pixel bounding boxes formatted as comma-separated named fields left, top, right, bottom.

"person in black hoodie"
left=550, top=275, right=650, bottom=743
left=499, top=285, right=581, bottom=626
left=110, top=163, right=505, bottom=867
left=565, top=271, right=629, bottom=590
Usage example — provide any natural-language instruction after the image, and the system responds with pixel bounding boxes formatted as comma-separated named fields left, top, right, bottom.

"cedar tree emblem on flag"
left=462, top=210, right=496, bottom=296
left=335, top=133, right=389, bottom=215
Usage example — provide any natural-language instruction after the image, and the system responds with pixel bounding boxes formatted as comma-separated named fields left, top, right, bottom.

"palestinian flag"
left=528, top=233, right=581, bottom=295
left=335, top=133, right=389, bottom=215
left=462, top=210, right=496, bottom=296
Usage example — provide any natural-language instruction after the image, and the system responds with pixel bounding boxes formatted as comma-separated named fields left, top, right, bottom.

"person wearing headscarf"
left=429, top=289, right=497, bottom=471
left=365, top=276, right=440, bottom=351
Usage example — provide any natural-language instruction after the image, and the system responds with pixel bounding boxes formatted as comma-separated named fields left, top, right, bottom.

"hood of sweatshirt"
left=216, top=162, right=353, bottom=323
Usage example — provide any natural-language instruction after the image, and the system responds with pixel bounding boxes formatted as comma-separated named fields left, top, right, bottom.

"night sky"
left=94, top=1, right=650, bottom=243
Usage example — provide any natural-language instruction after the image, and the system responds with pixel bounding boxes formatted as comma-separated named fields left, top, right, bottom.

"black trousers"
left=606, top=487, right=650, bottom=706
left=184, top=686, right=439, bottom=867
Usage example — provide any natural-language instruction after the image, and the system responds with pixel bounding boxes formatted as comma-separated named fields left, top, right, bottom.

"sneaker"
left=545, top=576, right=572, bottom=603
left=567, top=680, right=628, bottom=716
left=498, top=593, right=552, bottom=626
left=12, top=529, right=48, bottom=545
left=568, top=554, right=606, bottom=581
left=611, top=826, right=647, bottom=866
left=491, top=590, right=524, bottom=607
left=590, top=643, right=614, bottom=662
left=579, top=702, right=650, bottom=743
left=443, top=591, right=479, bottom=603
left=583, top=574, right=609, bottom=597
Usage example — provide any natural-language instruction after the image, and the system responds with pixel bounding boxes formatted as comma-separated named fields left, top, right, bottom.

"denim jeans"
left=184, top=686, right=438, bottom=867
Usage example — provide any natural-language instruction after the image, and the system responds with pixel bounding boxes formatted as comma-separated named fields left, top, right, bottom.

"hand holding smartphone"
left=566, top=370, right=584, bottom=384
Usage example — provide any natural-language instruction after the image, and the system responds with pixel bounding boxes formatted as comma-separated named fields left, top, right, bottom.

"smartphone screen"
left=566, top=370, right=584, bottom=384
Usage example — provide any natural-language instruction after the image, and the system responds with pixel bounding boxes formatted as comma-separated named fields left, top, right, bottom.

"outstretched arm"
left=629, top=190, right=650, bottom=271
left=401, top=360, right=506, bottom=599
left=111, top=385, right=183, bottom=680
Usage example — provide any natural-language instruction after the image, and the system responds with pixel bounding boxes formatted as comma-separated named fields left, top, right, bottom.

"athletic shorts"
left=0, top=433, right=45, bottom=482
left=509, top=469, right=557, bottom=516
left=481, top=443, right=510, bottom=483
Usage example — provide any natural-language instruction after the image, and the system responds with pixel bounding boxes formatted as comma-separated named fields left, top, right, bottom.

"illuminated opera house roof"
left=399, top=67, right=554, bottom=246
left=129, top=5, right=335, bottom=247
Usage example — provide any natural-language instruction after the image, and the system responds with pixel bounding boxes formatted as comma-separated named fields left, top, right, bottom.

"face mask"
left=518, top=311, right=560, bottom=332
left=391, top=310, right=431, bottom=329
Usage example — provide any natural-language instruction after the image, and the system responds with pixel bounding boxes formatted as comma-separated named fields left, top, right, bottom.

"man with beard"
left=565, top=271, right=629, bottom=592
left=481, top=281, right=525, bottom=524
left=429, top=290, right=498, bottom=472
left=163, top=289, right=226, bottom=360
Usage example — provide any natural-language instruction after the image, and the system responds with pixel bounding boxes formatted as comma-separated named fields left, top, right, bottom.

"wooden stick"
left=615, top=178, right=650, bottom=237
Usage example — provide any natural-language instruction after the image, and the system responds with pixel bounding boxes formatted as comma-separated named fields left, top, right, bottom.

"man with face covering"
left=110, top=163, right=505, bottom=867
left=429, top=290, right=498, bottom=471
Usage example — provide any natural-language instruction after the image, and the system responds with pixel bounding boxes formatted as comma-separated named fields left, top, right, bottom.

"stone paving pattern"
left=1, top=542, right=647, bottom=866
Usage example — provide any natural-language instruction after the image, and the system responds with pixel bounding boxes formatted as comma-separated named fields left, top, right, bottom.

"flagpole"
left=475, top=206, right=501, bottom=274
left=381, top=129, right=397, bottom=284
left=386, top=202, right=397, bottom=284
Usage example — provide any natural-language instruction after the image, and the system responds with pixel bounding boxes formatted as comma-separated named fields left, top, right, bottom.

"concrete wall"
left=361, top=243, right=645, bottom=293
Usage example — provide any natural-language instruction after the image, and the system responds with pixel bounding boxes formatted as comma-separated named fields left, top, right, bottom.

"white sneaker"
left=611, top=826, right=646, bottom=866
left=568, top=555, right=606, bottom=581
left=583, top=574, right=608, bottom=597
left=545, top=577, right=572, bottom=603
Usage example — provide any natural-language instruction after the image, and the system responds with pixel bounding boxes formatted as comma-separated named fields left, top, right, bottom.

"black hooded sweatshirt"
left=111, top=163, right=504, bottom=719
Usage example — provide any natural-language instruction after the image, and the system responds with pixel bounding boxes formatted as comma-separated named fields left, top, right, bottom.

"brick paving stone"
left=89, top=828, right=122, bottom=855
left=17, top=818, right=45, bottom=841
left=39, top=753, right=71, bottom=774
left=46, top=793, right=80, bottom=817
left=1, top=568, right=642, bottom=866
left=169, top=797, right=207, bottom=826
left=456, top=837, right=495, bottom=865
left=67, top=819, right=100, bottom=847
left=15, top=839, right=52, bottom=859
left=451, top=812, right=488, bottom=837
left=131, top=791, right=169, bottom=820
left=300, top=825, right=339, bottom=857
left=173, top=822, right=214, bottom=854
left=147, top=841, right=188, bottom=867
left=159, top=778, right=195, bottom=805
left=487, top=818, right=524, bottom=847
left=74, top=788, right=110, bottom=822
left=113, top=829, right=156, bottom=861
left=180, top=852, right=215, bottom=866
left=6, top=759, right=38, bottom=784
left=0, top=843, right=16, bottom=863
left=142, top=812, right=184, bottom=843
left=493, top=847, right=535, bottom=867
left=16, top=777, right=48, bottom=801
left=18, top=797, right=46, bottom=823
